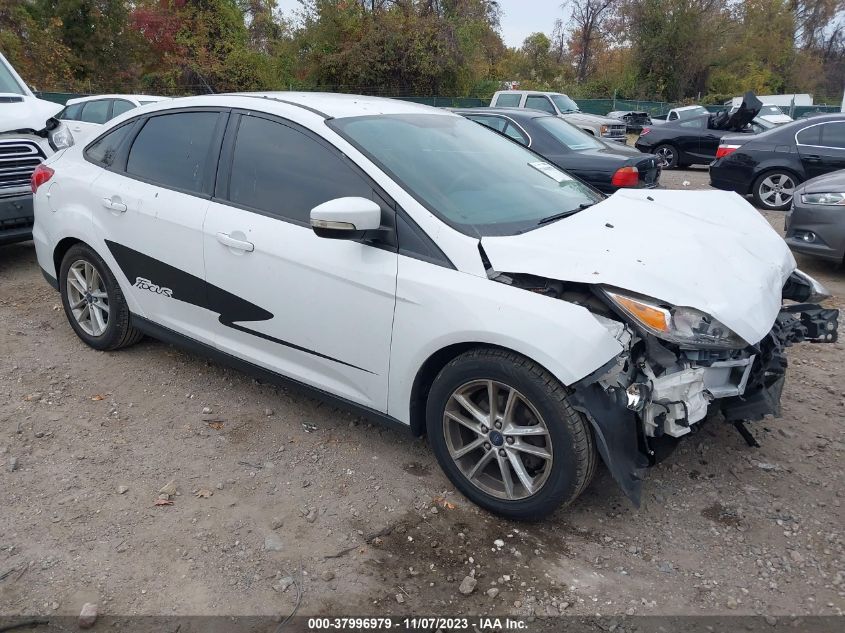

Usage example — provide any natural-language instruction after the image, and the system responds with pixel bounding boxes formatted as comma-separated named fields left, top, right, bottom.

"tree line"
left=2, top=0, right=843, bottom=104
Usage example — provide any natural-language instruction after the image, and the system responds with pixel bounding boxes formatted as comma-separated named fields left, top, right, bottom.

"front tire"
left=752, top=170, right=798, bottom=210
left=59, top=243, right=143, bottom=351
left=426, top=348, right=597, bottom=520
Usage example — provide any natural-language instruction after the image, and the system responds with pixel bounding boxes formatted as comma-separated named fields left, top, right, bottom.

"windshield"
left=761, top=105, right=785, bottom=116
left=331, top=114, right=603, bottom=236
left=0, top=61, right=26, bottom=95
left=679, top=106, right=709, bottom=120
left=550, top=94, right=579, bottom=113
left=534, top=116, right=604, bottom=151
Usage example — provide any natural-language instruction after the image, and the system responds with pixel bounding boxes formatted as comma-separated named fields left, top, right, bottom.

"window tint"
left=534, top=116, right=603, bottom=150
left=127, top=112, right=219, bottom=193
left=467, top=115, right=507, bottom=133
left=503, top=123, right=529, bottom=145
left=85, top=124, right=134, bottom=168
left=525, top=96, right=556, bottom=114
left=495, top=93, right=521, bottom=107
left=111, top=100, right=135, bottom=118
left=59, top=103, right=83, bottom=121
left=820, top=122, right=845, bottom=149
left=80, top=100, right=111, bottom=124
left=679, top=117, right=705, bottom=129
left=797, top=125, right=821, bottom=145
left=228, top=116, right=371, bottom=223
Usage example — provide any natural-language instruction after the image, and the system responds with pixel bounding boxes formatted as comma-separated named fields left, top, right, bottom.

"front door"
left=203, top=113, right=397, bottom=411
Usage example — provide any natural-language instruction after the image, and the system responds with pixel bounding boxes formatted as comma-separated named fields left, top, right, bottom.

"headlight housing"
left=603, top=288, right=747, bottom=349
left=599, top=124, right=609, bottom=136
left=801, top=192, right=845, bottom=206
left=46, top=119, right=74, bottom=151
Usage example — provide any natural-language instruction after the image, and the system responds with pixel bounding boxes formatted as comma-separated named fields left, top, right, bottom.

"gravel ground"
left=1, top=168, right=843, bottom=624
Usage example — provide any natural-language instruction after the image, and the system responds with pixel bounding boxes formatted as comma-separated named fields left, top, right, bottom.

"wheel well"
left=409, top=342, right=505, bottom=437
left=53, top=237, right=83, bottom=277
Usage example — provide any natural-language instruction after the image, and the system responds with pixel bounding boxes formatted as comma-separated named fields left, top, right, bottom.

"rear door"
left=797, top=121, right=845, bottom=179
left=88, top=108, right=228, bottom=344
left=202, top=112, right=398, bottom=410
left=71, top=99, right=112, bottom=141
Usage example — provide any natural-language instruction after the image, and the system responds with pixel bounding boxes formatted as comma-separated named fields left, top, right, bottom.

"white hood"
left=481, top=189, right=796, bottom=345
left=0, top=95, right=62, bottom=133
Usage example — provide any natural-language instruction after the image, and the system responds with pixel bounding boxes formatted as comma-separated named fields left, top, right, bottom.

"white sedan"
left=30, top=93, right=838, bottom=519
left=58, top=94, right=170, bottom=141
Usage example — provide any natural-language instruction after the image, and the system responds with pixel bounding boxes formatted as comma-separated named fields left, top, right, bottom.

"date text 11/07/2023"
left=307, top=617, right=529, bottom=630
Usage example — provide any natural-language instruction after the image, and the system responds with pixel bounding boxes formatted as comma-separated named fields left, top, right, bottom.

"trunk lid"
left=480, top=189, right=795, bottom=345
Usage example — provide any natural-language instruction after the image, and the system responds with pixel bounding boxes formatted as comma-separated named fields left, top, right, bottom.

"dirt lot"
left=1, top=168, right=844, bottom=626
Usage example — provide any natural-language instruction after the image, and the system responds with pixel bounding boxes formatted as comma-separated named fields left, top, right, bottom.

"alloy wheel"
left=66, top=259, right=110, bottom=337
left=759, top=173, right=795, bottom=208
left=442, top=379, right=553, bottom=501
left=655, top=146, right=674, bottom=168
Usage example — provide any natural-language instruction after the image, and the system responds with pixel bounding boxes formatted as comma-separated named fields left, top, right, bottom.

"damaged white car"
left=32, top=94, right=838, bottom=519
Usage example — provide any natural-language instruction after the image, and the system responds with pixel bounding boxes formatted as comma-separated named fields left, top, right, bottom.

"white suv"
left=31, top=93, right=837, bottom=519
left=0, top=52, right=74, bottom=245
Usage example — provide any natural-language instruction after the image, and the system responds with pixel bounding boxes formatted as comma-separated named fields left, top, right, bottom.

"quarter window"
left=796, top=125, right=821, bottom=145
left=111, top=100, right=135, bottom=118
left=495, top=93, right=521, bottom=107
left=525, top=96, right=556, bottom=114
left=820, top=122, right=845, bottom=149
left=126, top=112, right=219, bottom=193
left=227, top=116, right=371, bottom=224
left=85, top=124, right=134, bottom=168
left=80, top=100, right=111, bottom=124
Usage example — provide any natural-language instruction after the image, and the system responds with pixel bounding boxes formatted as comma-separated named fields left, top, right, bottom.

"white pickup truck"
left=0, top=53, right=74, bottom=245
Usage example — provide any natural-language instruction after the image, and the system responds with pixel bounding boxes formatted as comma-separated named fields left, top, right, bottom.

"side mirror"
left=310, top=197, right=382, bottom=240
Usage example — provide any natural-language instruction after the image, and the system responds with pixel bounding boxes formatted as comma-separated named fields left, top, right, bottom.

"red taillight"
left=612, top=166, right=640, bottom=188
left=639, top=127, right=651, bottom=136
left=30, top=164, right=54, bottom=194
left=716, top=144, right=741, bottom=159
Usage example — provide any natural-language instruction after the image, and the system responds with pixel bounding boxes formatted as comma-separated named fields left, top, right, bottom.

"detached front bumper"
left=571, top=301, right=839, bottom=506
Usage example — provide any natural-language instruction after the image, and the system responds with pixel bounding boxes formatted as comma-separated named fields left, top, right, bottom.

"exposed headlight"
left=47, top=119, right=74, bottom=151
left=790, top=269, right=831, bottom=303
left=603, top=288, right=747, bottom=349
left=801, top=192, right=845, bottom=206
left=600, top=124, right=609, bottom=136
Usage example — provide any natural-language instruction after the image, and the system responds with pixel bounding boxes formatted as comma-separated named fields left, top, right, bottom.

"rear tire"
left=59, top=243, right=143, bottom=351
left=654, top=144, right=679, bottom=169
left=752, top=170, right=799, bottom=210
left=426, top=348, right=597, bottom=520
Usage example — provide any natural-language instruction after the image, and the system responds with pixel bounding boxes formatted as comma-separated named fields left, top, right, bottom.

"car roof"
left=66, top=94, right=170, bottom=105
left=227, top=92, right=454, bottom=119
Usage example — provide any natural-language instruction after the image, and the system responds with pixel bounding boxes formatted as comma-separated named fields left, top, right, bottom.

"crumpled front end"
left=567, top=274, right=838, bottom=506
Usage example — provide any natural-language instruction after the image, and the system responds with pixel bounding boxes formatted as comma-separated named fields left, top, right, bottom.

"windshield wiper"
left=537, top=202, right=595, bottom=225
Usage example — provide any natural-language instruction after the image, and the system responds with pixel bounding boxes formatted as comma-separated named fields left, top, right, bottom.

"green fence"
left=34, top=91, right=841, bottom=119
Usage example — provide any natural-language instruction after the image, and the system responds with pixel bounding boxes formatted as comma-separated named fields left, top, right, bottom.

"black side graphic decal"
left=105, top=240, right=374, bottom=374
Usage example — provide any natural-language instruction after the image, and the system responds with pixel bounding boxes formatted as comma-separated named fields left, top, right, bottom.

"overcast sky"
left=274, top=1, right=565, bottom=48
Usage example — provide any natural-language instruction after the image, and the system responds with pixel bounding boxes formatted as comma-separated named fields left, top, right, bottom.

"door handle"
left=804, top=154, right=822, bottom=162
left=101, top=197, right=127, bottom=213
left=216, top=232, right=254, bottom=252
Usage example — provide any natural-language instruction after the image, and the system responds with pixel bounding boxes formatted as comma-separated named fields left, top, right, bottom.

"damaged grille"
left=0, top=140, right=46, bottom=191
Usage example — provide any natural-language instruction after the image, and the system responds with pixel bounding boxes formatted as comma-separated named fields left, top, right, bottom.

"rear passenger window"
left=228, top=116, right=371, bottom=224
left=111, top=100, right=135, bottom=118
left=126, top=112, right=219, bottom=193
left=80, top=100, right=111, bottom=124
left=797, top=125, right=821, bottom=145
left=820, top=122, right=845, bottom=149
left=85, top=124, right=133, bottom=168
left=495, top=94, right=521, bottom=107
left=503, top=123, right=528, bottom=145
left=59, top=103, right=83, bottom=121
left=525, top=96, right=556, bottom=114
left=468, top=115, right=507, bottom=133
